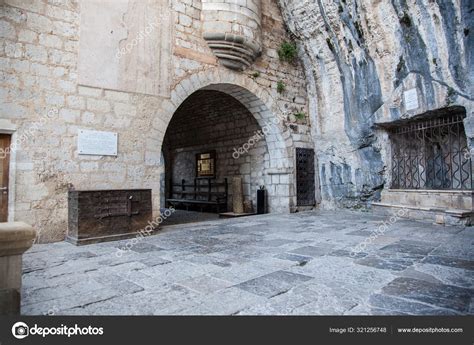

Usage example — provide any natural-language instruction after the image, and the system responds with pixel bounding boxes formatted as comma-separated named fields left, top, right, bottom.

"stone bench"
left=0, top=222, right=36, bottom=315
left=371, top=189, right=474, bottom=226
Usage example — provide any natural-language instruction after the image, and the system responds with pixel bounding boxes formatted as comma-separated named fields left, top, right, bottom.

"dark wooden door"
left=296, top=148, right=316, bottom=206
left=0, top=134, right=11, bottom=222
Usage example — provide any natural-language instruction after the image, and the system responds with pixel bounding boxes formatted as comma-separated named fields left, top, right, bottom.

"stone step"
left=380, top=189, right=473, bottom=210
left=371, top=202, right=474, bottom=226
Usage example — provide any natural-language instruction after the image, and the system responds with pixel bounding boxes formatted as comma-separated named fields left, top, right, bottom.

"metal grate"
left=389, top=114, right=473, bottom=190
left=296, top=148, right=316, bottom=206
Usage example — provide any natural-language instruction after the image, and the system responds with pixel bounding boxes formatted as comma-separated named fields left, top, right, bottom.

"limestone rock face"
left=279, top=0, right=474, bottom=208
left=202, top=0, right=262, bottom=70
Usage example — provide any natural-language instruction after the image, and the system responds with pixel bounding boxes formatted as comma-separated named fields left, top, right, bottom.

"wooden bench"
left=166, top=178, right=228, bottom=213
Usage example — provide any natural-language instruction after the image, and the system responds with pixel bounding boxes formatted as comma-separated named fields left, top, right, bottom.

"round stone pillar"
left=0, top=222, right=36, bottom=315
left=202, top=0, right=262, bottom=71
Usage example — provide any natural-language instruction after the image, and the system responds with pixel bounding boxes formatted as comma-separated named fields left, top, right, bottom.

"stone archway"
left=152, top=68, right=296, bottom=213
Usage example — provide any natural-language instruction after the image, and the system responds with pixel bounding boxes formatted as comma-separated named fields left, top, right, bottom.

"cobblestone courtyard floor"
left=22, top=210, right=474, bottom=315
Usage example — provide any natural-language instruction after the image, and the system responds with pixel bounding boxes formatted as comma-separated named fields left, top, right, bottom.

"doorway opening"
left=161, top=90, right=270, bottom=225
left=296, top=148, right=316, bottom=206
left=0, top=134, right=11, bottom=222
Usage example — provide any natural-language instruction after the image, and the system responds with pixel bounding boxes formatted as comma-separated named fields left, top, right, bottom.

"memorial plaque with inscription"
left=78, top=129, right=118, bottom=156
left=67, top=189, right=153, bottom=245
left=403, top=88, right=419, bottom=111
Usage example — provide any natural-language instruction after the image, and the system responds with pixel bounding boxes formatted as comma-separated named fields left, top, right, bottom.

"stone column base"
left=0, top=222, right=36, bottom=315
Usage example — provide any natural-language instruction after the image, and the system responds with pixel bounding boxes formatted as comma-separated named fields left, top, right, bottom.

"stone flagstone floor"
left=21, top=210, right=474, bottom=315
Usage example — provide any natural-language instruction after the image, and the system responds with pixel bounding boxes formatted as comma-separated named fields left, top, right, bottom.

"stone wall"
left=0, top=0, right=310, bottom=242
left=279, top=0, right=474, bottom=209
left=164, top=90, right=267, bottom=209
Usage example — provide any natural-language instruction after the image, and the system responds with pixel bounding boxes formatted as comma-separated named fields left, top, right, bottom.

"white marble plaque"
left=403, top=88, right=419, bottom=111
left=78, top=130, right=118, bottom=156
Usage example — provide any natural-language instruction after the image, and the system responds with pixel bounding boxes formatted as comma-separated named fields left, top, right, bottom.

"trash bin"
left=257, top=186, right=266, bottom=214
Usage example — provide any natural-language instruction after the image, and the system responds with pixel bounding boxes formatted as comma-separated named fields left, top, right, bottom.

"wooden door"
left=0, top=134, right=11, bottom=222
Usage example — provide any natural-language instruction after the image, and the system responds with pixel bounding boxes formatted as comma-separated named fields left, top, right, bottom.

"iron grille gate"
left=296, top=148, right=316, bottom=206
left=389, top=114, right=473, bottom=190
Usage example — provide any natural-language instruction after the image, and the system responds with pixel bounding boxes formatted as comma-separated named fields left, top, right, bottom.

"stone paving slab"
left=21, top=210, right=474, bottom=315
left=235, top=270, right=313, bottom=298
left=381, top=277, right=473, bottom=313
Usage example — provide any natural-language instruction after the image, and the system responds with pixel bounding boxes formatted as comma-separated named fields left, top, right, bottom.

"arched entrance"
left=162, top=89, right=268, bottom=221
left=152, top=69, right=296, bottom=217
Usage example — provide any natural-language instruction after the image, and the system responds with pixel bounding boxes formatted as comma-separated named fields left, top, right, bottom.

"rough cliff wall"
left=279, top=0, right=473, bottom=208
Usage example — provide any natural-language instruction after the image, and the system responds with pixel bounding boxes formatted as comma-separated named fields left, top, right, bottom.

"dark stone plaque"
left=67, top=189, right=153, bottom=245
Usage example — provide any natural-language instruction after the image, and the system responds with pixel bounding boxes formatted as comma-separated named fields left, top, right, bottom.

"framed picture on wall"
left=196, top=151, right=216, bottom=178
